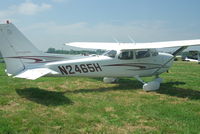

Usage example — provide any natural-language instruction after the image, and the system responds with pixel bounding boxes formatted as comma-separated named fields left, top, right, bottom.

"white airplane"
left=185, top=57, right=200, bottom=62
left=184, top=51, right=200, bottom=63
left=1, top=22, right=200, bottom=91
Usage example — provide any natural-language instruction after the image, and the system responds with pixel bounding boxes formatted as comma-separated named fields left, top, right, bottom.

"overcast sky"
left=1, top=0, right=200, bottom=51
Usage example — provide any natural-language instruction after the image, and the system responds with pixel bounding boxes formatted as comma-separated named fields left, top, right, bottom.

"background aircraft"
left=182, top=51, right=200, bottom=63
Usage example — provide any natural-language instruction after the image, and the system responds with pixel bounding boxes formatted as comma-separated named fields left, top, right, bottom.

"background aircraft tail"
left=0, top=22, right=44, bottom=75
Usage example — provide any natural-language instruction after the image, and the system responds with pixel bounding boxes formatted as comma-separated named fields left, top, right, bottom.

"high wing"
left=65, top=39, right=200, bottom=50
left=121, top=39, right=200, bottom=50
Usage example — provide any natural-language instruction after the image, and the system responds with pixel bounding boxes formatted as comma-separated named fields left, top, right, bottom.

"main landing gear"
left=103, top=76, right=163, bottom=91
left=134, top=75, right=163, bottom=91
left=103, top=77, right=119, bottom=83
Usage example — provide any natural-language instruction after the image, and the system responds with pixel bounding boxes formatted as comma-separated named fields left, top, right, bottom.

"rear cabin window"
left=104, top=50, right=117, bottom=58
left=118, top=51, right=133, bottom=60
left=136, top=49, right=150, bottom=59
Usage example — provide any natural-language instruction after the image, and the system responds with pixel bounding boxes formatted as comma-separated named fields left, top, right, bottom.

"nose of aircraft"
left=155, top=52, right=174, bottom=75
left=161, top=53, right=174, bottom=68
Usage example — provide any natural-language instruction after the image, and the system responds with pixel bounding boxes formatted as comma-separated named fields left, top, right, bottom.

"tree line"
left=46, top=48, right=105, bottom=55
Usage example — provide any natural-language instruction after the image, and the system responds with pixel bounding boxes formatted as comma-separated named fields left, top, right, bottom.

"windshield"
left=103, top=50, right=117, bottom=58
left=150, top=49, right=158, bottom=56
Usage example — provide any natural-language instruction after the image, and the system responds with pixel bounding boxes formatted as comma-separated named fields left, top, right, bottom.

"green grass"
left=0, top=61, right=200, bottom=134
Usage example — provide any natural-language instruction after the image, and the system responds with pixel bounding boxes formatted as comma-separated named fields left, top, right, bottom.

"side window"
left=104, top=50, right=117, bottom=58
left=136, top=49, right=150, bottom=59
left=118, top=51, right=133, bottom=60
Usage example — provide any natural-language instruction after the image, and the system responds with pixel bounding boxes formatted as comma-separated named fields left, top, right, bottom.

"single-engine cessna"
left=0, top=22, right=200, bottom=91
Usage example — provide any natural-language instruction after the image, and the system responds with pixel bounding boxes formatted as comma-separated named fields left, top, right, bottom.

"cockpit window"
left=136, top=49, right=150, bottom=59
left=103, top=50, right=117, bottom=58
left=118, top=50, right=133, bottom=60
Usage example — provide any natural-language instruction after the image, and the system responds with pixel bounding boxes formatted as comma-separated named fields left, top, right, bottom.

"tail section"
left=0, top=22, right=43, bottom=75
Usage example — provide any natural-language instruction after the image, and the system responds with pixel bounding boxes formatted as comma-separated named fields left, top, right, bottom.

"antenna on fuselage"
left=112, top=36, right=120, bottom=45
left=128, top=34, right=136, bottom=45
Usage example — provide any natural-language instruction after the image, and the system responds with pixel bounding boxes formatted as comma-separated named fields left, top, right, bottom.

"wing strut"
left=172, top=46, right=188, bottom=56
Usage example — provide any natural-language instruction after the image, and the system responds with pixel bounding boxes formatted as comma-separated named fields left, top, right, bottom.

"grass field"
left=0, top=61, right=200, bottom=134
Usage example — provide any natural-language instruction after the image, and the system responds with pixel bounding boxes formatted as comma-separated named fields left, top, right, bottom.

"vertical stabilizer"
left=0, top=23, right=43, bottom=75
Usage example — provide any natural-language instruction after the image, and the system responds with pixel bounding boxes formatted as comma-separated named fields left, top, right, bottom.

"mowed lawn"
left=0, top=61, right=200, bottom=134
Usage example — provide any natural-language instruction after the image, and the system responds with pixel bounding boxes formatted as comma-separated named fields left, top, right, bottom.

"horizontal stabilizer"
left=14, top=68, right=58, bottom=80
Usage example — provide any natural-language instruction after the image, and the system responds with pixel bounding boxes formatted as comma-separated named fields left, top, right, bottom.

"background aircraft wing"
left=66, top=39, right=200, bottom=50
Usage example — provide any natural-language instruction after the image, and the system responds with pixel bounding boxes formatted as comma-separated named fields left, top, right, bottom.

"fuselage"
left=46, top=49, right=174, bottom=78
